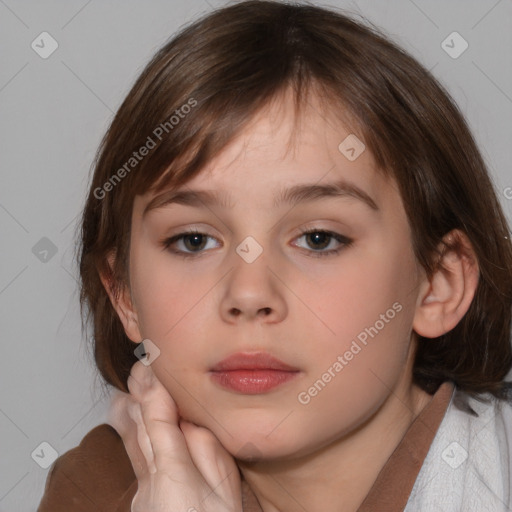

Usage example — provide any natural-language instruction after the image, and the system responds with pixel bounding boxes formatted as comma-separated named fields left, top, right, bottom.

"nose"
left=228, top=306, right=272, bottom=318
left=219, top=252, right=287, bottom=324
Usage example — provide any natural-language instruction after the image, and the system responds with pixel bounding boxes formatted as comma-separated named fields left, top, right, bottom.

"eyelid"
left=291, top=228, right=353, bottom=256
left=161, top=228, right=221, bottom=253
left=160, top=226, right=353, bottom=259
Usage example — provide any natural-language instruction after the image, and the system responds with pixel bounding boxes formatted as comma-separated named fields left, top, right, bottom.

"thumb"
left=179, top=420, right=242, bottom=507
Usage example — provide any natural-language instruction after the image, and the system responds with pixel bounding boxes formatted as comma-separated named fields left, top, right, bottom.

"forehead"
left=136, top=90, right=401, bottom=216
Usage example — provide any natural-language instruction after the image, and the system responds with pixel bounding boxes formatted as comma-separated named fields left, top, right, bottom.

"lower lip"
left=210, top=370, right=299, bottom=394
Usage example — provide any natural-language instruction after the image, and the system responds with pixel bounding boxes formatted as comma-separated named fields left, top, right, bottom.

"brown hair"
left=79, top=0, right=512, bottom=401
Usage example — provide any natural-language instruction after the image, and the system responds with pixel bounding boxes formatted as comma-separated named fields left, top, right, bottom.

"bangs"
left=80, top=0, right=512, bottom=398
left=96, top=4, right=382, bottom=206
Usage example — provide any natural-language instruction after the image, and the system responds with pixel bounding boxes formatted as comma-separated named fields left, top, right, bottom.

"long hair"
left=78, top=0, right=512, bottom=400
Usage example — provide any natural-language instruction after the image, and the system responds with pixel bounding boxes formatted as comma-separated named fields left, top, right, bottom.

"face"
left=123, top=90, right=427, bottom=461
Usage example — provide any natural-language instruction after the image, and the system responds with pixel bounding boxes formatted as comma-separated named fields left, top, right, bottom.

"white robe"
left=405, top=386, right=512, bottom=511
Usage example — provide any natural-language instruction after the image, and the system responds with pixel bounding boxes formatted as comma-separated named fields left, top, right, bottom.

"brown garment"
left=37, top=381, right=454, bottom=512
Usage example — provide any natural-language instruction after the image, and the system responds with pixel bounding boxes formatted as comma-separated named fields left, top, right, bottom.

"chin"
left=219, top=425, right=307, bottom=463
left=179, top=403, right=313, bottom=459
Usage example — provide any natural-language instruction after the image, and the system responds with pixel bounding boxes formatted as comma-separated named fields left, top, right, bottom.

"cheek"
left=130, top=251, right=213, bottom=340
left=293, top=311, right=415, bottom=445
left=147, top=363, right=209, bottom=425
left=297, top=252, right=410, bottom=342
left=296, top=252, right=418, bottom=391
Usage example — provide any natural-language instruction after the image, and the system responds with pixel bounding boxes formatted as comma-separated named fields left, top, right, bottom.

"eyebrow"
left=143, top=178, right=379, bottom=216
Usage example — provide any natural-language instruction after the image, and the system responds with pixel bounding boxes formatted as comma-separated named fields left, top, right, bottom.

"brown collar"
left=240, top=381, right=455, bottom=512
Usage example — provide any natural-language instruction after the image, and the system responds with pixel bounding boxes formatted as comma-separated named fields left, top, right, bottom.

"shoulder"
left=406, top=386, right=512, bottom=511
left=37, top=423, right=137, bottom=512
left=450, top=387, right=512, bottom=450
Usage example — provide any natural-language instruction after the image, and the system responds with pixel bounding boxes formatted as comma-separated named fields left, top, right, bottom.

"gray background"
left=0, top=0, right=511, bottom=510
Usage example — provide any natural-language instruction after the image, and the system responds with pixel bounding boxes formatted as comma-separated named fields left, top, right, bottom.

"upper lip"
left=210, top=352, right=299, bottom=372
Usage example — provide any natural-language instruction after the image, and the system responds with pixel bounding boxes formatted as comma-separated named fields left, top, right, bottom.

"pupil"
left=185, top=234, right=205, bottom=251
left=308, top=232, right=329, bottom=249
left=182, top=233, right=330, bottom=252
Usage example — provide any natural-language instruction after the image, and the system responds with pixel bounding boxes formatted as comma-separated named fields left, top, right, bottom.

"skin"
left=106, top=88, right=479, bottom=511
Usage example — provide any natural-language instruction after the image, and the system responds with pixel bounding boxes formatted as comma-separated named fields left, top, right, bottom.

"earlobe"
left=413, top=230, right=479, bottom=338
left=99, top=252, right=143, bottom=343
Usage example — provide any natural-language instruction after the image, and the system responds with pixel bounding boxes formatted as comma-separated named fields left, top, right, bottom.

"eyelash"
left=160, top=228, right=353, bottom=259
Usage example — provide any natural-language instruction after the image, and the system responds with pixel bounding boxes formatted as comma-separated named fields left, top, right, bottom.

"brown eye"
left=161, top=229, right=220, bottom=257
left=181, top=233, right=208, bottom=252
left=294, top=229, right=353, bottom=258
left=304, top=231, right=331, bottom=250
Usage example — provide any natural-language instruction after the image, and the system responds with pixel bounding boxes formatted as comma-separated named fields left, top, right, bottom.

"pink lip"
left=211, top=352, right=299, bottom=372
left=210, top=352, right=300, bottom=394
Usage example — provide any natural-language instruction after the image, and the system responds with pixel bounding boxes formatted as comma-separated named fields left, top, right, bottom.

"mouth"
left=210, top=352, right=301, bottom=394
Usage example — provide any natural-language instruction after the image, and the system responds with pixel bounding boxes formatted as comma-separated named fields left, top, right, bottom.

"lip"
left=211, top=352, right=299, bottom=372
left=210, top=352, right=300, bottom=394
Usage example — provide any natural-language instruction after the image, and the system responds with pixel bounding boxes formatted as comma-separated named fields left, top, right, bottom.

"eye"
left=161, top=229, right=220, bottom=258
left=293, top=229, right=353, bottom=257
left=161, top=228, right=353, bottom=259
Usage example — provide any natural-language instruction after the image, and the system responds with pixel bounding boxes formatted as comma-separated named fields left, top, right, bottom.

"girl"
left=38, top=1, right=512, bottom=511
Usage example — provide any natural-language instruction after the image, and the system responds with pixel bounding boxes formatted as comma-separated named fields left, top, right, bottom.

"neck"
left=237, top=380, right=433, bottom=512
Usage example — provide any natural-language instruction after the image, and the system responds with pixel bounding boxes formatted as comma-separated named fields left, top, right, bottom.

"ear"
left=99, top=251, right=143, bottom=343
left=413, top=229, right=479, bottom=338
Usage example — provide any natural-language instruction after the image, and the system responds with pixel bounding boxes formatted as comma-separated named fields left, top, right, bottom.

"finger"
left=128, top=362, right=242, bottom=508
left=127, top=400, right=157, bottom=475
left=106, top=389, right=148, bottom=481
left=180, top=420, right=242, bottom=507
left=128, top=361, right=199, bottom=475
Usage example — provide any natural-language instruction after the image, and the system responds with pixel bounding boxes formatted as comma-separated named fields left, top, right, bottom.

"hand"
left=107, top=360, right=242, bottom=512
